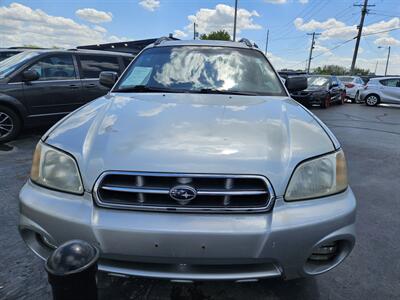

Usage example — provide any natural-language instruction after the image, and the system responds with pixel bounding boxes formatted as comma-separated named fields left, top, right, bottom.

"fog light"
left=309, top=242, right=338, bottom=261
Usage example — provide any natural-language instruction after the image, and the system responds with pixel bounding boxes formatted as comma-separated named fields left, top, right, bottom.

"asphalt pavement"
left=0, top=103, right=399, bottom=300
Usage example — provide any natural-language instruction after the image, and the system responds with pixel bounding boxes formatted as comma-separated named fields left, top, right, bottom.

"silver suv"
left=19, top=39, right=356, bottom=281
left=360, top=77, right=400, bottom=106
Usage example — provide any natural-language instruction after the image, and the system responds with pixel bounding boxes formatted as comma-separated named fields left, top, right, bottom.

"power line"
left=362, top=27, right=400, bottom=36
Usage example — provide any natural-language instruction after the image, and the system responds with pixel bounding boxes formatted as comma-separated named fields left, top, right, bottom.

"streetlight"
left=378, top=46, right=391, bottom=76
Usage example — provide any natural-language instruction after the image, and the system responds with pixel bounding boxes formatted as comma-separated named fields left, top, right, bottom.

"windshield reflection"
left=115, top=46, right=285, bottom=96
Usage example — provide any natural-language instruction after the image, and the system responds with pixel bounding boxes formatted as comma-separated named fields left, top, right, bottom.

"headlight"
left=285, top=150, right=348, bottom=201
left=30, top=142, right=83, bottom=194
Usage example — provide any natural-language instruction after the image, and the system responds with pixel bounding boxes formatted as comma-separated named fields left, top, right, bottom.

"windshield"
left=338, top=76, right=353, bottom=82
left=114, top=46, right=285, bottom=96
left=0, top=51, right=21, bottom=62
left=0, top=51, right=40, bottom=79
left=308, top=76, right=330, bottom=87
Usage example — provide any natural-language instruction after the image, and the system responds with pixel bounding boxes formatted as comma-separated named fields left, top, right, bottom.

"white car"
left=359, top=77, right=400, bottom=106
left=338, top=76, right=365, bottom=103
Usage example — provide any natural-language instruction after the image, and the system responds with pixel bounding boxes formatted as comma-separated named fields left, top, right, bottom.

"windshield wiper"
left=194, top=88, right=258, bottom=96
left=113, top=85, right=184, bottom=93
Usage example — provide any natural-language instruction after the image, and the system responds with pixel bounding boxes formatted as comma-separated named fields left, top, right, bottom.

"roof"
left=10, top=48, right=133, bottom=57
left=369, top=76, right=400, bottom=80
left=77, top=38, right=178, bottom=55
left=0, top=49, right=24, bottom=52
left=146, top=39, right=262, bottom=51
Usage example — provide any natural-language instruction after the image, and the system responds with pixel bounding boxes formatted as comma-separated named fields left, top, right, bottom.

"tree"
left=313, top=64, right=370, bottom=75
left=200, top=30, right=231, bottom=41
left=313, top=65, right=347, bottom=75
left=352, top=67, right=370, bottom=76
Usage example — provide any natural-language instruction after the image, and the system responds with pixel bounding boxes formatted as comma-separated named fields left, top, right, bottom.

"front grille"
left=93, top=172, right=274, bottom=213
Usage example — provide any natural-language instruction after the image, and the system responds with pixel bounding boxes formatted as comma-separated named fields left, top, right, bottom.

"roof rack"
left=238, top=38, right=259, bottom=49
left=238, top=38, right=253, bottom=48
left=154, top=36, right=174, bottom=46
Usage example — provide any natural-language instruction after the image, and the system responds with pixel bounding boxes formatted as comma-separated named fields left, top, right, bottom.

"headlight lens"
left=30, top=142, right=83, bottom=194
left=285, top=150, right=348, bottom=201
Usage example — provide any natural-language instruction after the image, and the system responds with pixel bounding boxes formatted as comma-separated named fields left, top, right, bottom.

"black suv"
left=0, top=49, right=133, bottom=142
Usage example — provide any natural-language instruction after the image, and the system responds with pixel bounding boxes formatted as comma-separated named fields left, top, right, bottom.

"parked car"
left=359, top=77, right=400, bottom=106
left=19, top=39, right=356, bottom=281
left=0, top=49, right=134, bottom=142
left=291, top=75, right=346, bottom=108
left=338, top=76, right=365, bottom=103
left=0, top=49, right=24, bottom=61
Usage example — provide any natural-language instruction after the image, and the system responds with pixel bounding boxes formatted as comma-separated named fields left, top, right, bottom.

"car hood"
left=45, top=93, right=335, bottom=196
left=303, top=86, right=327, bottom=92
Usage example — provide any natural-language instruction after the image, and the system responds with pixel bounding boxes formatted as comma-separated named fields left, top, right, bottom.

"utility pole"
left=193, top=23, right=197, bottom=40
left=306, top=32, right=320, bottom=74
left=350, top=0, right=375, bottom=74
left=265, top=29, right=269, bottom=55
left=385, top=46, right=391, bottom=76
left=374, top=60, right=378, bottom=75
left=233, top=0, right=238, bottom=41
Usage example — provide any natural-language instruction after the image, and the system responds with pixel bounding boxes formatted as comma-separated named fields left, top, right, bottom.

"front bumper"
left=291, top=94, right=326, bottom=106
left=19, top=180, right=356, bottom=281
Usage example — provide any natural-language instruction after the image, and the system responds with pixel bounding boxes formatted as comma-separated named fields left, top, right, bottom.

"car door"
left=78, top=54, right=122, bottom=103
left=22, top=53, right=83, bottom=119
left=380, top=79, right=400, bottom=103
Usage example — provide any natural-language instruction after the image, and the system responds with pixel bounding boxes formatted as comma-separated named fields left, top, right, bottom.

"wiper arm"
left=113, top=85, right=183, bottom=93
left=195, top=88, right=257, bottom=96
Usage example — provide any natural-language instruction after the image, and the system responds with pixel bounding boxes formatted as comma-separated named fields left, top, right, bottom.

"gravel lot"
left=1, top=103, right=399, bottom=300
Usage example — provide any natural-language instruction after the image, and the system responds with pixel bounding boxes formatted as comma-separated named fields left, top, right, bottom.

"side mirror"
left=22, top=70, right=40, bottom=82
left=285, top=76, right=307, bottom=93
left=99, top=71, right=118, bottom=88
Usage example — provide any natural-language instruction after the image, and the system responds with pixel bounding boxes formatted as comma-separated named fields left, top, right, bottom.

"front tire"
left=354, top=91, right=360, bottom=103
left=320, top=95, right=330, bottom=109
left=365, top=94, right=380, bottom=106
left=0, top=105, right=22, bottom=143
left=340, top=92, right=345, bottom=105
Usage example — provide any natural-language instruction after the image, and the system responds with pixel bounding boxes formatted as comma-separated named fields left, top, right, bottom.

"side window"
left=79, top=55, right=120, bottom=79
left=123, top=57, right=134, bottom=68
left=27, top=54, right=76, bottom=81
left=381, top=79, right=398, bottom=87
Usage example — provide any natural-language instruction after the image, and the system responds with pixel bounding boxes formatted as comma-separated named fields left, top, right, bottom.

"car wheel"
left=0, top=105, right=22, bottom=143
left=354, top=91, right=360, bottom=103
left=365, top=94, right=380, bottom=106
left=320, top=95, right=330, bottom=109
left=340, top=92, right=345, bottom=105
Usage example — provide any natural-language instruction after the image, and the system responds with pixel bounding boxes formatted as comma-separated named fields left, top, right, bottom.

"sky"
left=0, top=0, right=399, bottom=75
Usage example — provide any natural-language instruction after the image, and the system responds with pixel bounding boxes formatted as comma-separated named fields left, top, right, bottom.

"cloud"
left=0, top=3, right=125, bottom=48
left=173, top=29, right=188, bottom=39
left=294, top=17, right=400, bottom=41
left=264, top=0, right=287, bottom=3
left=139, top=0, right=160, bottom=11
left=299, top=0, right=309, bottom=3
left=363, top=18, right=400, bottom=36
left=374, top=36, right=400, bottom=46
left=186, top=4, right=261, bottom=37
left=313, top=43, right=331, bottom=54
left=75, top=8, right=112, bottom=23
left=294, top=17, right=347, bottom=32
